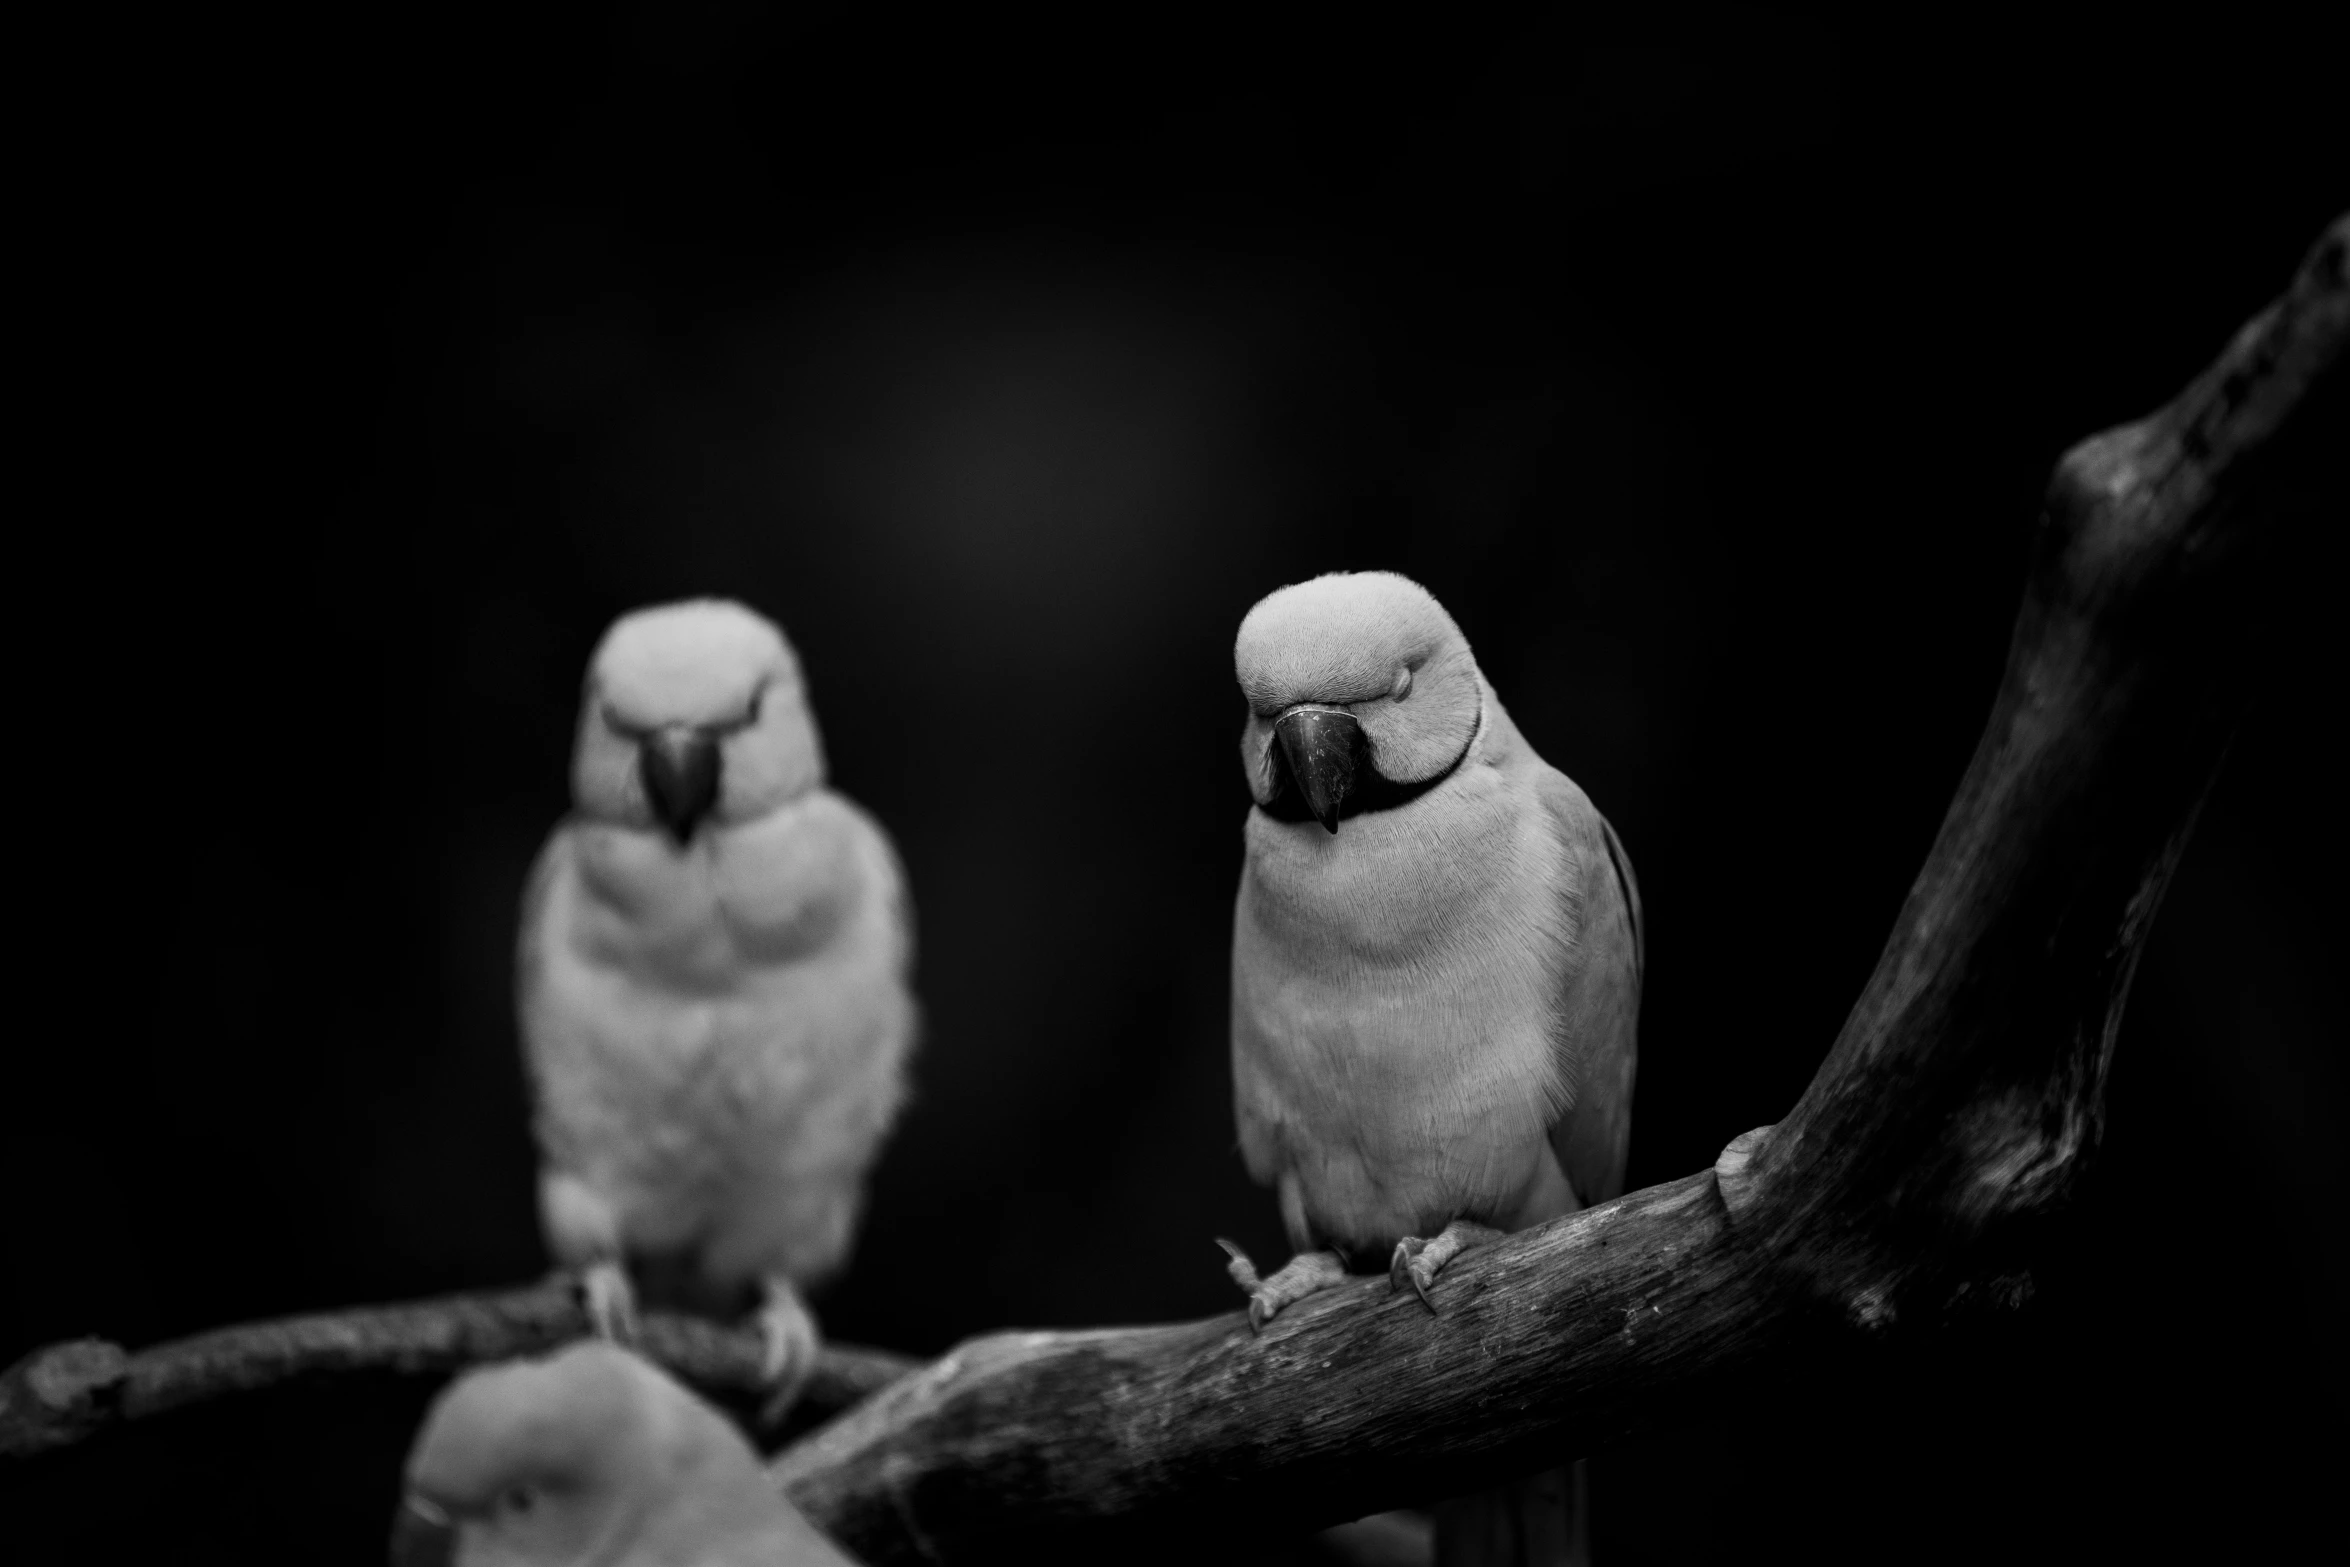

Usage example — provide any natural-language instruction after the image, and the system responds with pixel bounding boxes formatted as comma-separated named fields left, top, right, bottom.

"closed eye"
left=600, top=681, right=769, bottom=739
left=706, top=680, right=769, bottom=735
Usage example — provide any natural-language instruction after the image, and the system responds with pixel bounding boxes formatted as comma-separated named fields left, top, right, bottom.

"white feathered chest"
left=520, top=792, right=913, bottom=1266
left=1230, top=757, right=1579, bottom=1249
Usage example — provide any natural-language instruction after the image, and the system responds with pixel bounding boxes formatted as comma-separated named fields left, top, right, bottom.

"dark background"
left=8, top=8, right=2342, bottom=1562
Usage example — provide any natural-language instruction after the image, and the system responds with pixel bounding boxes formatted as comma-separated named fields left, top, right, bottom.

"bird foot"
left=1216, top=1240, right=1348, bottom=1332
left=754, top=1277, right=821, bottom=1430
left=578, top=1260, right=641, bottom=1345
left=1389, top=1220, right=1504, bottom=1314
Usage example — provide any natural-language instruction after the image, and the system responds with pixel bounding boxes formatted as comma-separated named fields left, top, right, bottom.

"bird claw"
left=754, top=1279, right=821, bottom=1430
left=1218, top=1239, right=1280, bottom=1332
left=1387, top=1221, right=1503, bottom=1315
left=1388, top=1239, right=1440, bottom=1314
left=1215, top=1237, right=1263, bottom=1294
left=1224, top=1247, right=1348, bottom=1333
left=579, top=1261, right=641, bottom=1345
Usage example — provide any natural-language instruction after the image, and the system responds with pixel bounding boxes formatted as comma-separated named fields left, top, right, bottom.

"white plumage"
left=518, top=599, right=915, bottom=1407
left=1221, top=571, right=1641, bottom=1567
left=396, top=1341, right=863, bottom=1566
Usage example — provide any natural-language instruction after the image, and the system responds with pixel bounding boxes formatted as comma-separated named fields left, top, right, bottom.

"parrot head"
left=1233, top=571, right=1483, bottom=833
left=392, top=1341, right=787, bottom=1567
left=570, top=599, right=825, bottom=845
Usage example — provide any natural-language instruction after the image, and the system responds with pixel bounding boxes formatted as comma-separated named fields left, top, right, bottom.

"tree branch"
left=6, top=213, right=2338, bottom=1560
left=767, top=213, right=2350, bottom=1565
left=0, top=1282, right=918, bottom=1459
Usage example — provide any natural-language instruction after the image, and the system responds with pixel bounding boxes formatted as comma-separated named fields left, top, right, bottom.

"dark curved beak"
left=389, top=1494, right=456, bottom=1567
left=639, top=725, right=721, bottom=844
left=1273, top=705, right=1362, bottom=834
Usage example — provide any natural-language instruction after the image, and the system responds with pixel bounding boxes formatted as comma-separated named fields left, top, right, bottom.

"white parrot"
left=1216, top=571, right=1642, bottom=1567
left=392, top=1340, right=863, bottom=1567
left=518, top=599, right=916, bottom=1417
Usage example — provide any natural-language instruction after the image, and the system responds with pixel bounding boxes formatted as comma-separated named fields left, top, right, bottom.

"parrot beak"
left=1273, top=705, right=1362, bottom=834
left=388, top=1494, right=456, bottom=1567
left=639, top=725, right=721, bottom=844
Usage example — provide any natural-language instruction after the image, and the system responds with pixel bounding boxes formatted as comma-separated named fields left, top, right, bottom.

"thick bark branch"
left=767, top=214, right=2350, bottom=1564
left=5, top=214, right=2338, bottom=1559
left=0, top=1282, right=918, bottom=1459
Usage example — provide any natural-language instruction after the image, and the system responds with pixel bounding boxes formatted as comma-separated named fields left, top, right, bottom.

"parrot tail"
left=1432, top=1459, right=1588, bottom=1567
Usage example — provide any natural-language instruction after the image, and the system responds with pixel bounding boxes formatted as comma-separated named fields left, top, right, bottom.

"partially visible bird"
left=518, top=599, right=916, bottom=1419
left=1217, top=571, right=1643, bottom=1567
left=392, top=1339, right=863, bottom=1567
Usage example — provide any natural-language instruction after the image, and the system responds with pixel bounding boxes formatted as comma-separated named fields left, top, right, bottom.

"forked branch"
left=5, top=214, right=2340, bottom=1567
left=766, top=213, right=2349, bottom=1565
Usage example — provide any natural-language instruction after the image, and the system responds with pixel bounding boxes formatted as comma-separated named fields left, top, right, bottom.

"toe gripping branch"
left=1389, top=1239, right=1440, bottom=1314
left=1214, top=1240, right=1272, bottom=1333
left=578, top=1261, right=642, bottom=1345
left=1214, top=1238, right=1262, bottom=1294
left=1215, top=1240, right=1360, bottom=1333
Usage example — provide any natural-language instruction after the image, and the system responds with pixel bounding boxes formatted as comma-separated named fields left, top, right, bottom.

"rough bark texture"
left=0, top=1282, right=918, bottom=1459
left=3, top=214, right=2338, bottom=1560
left=766, top=213, right=2349, bottom=1565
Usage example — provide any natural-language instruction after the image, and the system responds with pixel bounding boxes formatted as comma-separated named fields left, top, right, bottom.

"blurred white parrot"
left=392, top=1340, right=863, bottom=1567
left=518, top=599, right=916, bottom=1417
left=1217, top=571, right=1642, bottom=1567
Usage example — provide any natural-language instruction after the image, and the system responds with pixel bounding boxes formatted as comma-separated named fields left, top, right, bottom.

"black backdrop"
left=8, top=10, right=2343, bottom=1563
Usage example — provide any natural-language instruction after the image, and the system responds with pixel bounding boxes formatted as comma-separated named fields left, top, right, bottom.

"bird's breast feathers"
left=520, top=792, right=913, bottom=1227
left=566, top=794, right=888, bottom=982
left=1232, top=761, right=1576, bottom=1242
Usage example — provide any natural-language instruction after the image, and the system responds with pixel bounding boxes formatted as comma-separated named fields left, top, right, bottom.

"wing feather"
left=1538, top=774, right=1643, bottom=1207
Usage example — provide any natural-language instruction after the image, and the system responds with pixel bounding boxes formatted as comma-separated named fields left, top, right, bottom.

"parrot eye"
left=1391, top=665, right=1413, bottom=701
left=706, top=681, right=766, bottom=736
left=501, top=1486, right=538, bottom=1515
